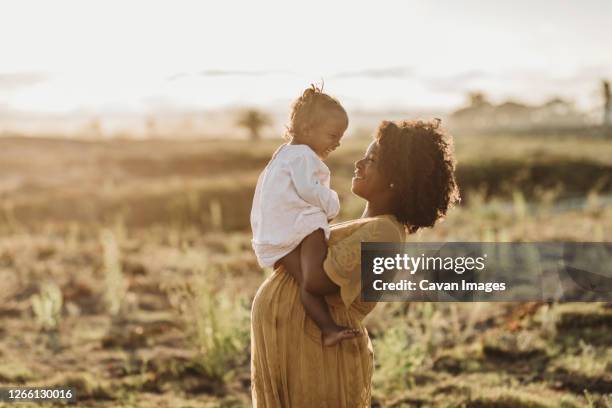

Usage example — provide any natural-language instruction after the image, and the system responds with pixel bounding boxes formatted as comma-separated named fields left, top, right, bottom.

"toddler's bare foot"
left=322, top=326, right=361, bottom=346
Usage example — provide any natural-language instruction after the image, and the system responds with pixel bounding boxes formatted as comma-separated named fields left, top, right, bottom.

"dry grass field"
left=0, top=133, right=611, bottom=407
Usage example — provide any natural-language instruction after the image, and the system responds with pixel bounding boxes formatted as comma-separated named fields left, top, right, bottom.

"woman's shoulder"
left=365, top=215, right=405, bottom=242
left=330, top=215, right=405, bottom=243
left=324, top=215, right=405, bottom=309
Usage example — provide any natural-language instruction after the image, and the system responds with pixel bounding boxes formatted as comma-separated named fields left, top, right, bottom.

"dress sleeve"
left=289, top=152, right=340, bottom=220
left=323, top=218, right=403, bottom=308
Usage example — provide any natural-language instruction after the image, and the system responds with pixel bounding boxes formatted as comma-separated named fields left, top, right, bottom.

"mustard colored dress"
left=250, top=215, right=405, bottom=407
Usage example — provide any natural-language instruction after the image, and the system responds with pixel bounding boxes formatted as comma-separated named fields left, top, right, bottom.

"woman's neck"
left=362, top=201, right=393, bottom=218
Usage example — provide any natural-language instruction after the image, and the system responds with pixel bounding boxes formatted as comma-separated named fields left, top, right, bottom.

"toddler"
left=250, top=85, right=360, bottom=346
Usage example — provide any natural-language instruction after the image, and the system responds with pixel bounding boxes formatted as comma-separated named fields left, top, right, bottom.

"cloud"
left=422, top=66, right=612, bottom=109
left=333, top=66, right=414, bottom=79
left=199, top=69, right=271, bottom=77
left=424, top=70, right=490, bottom=93
left=0, top=72, right=47, bottom=90
left=166, top=69, right=294, bottom=82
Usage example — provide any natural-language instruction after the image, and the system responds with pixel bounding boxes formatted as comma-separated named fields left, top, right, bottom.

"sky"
left=1, top=0, right=611, bottom=116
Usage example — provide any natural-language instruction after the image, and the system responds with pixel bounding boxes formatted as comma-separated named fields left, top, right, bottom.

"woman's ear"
left=387, top=178, right=401, bottom=204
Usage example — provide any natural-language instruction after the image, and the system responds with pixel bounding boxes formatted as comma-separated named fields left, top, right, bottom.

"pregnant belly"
left=251, top=269, right=300, bottom=328
left=250, top=268, right=375, bottom=407
left=251, top=268, right=371, bottom=346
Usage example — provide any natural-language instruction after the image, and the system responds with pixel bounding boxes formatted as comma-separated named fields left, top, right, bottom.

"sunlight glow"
left=1, top=0, right=611, bottom=114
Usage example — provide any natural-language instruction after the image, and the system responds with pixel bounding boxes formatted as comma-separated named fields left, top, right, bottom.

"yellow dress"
left=250, top=215, right=405, bottom=407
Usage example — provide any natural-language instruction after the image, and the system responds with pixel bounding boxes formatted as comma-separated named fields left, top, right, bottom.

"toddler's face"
left=308, top=112, right=348, bottom=159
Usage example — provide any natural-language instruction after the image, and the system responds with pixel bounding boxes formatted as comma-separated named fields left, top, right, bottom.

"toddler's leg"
left=299, top=229, right=361, bottom=346
left=276, top=246, right=302, bottom=284
left=299, top=287, right=359, bottom=346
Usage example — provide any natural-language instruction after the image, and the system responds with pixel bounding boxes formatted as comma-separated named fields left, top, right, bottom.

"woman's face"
left=351, top=141, right=389, bottom=199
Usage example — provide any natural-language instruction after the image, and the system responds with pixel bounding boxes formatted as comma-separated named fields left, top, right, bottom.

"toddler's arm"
left=290, top=154, right=340, bottom=220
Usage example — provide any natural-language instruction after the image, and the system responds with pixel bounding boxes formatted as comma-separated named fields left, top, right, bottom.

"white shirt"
left=250, top=144, right=340, bottom=268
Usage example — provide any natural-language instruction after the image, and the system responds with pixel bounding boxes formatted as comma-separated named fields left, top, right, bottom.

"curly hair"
left=375, top=119, right=460, bottom=234
left=285, top=84, right=347, bottom=141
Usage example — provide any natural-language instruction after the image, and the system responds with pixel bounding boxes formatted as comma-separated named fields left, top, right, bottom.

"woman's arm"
left=300, top=229, right=339, bottom=296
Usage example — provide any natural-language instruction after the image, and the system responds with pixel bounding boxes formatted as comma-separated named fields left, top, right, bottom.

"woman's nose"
left=355, top=158, right=364, bottom=169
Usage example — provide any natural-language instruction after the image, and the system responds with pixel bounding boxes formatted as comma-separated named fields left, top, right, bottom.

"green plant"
left=373, top=325, right=426, bottom=392
left=209, top=199, right=224, bottom=231
left=553, top=341, right=610, bottom=377
left=101, top=229, right=128, bottom=317
left=373, top=303, right=448, bottom=393
left=0, top=199, right=21, bottom=233
left=534, top=303, right=559, bottom=340
left=192, top=276, right=250, bottom=380
left=584, top=389, right=595, bottom=408
left=513, top=189, right=528, bottom=221
left=165, top=266, right=250, bottom=383
left=31, top=282, right=63, bottom=332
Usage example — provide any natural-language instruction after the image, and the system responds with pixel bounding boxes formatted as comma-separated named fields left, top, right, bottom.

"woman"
left=251, top=120, right=459, bottom=407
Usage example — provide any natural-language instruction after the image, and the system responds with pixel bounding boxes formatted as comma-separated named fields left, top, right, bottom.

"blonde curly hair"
left=285, top=84, right=347, bottom=141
